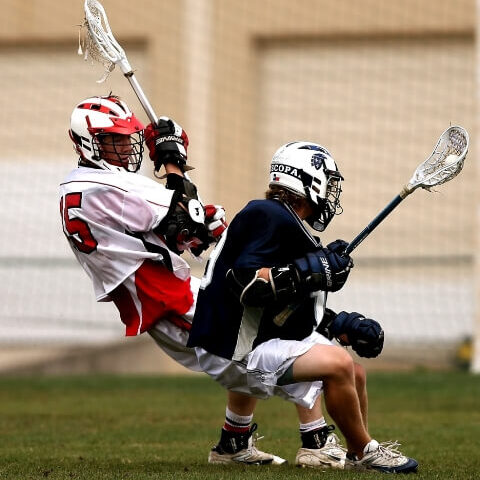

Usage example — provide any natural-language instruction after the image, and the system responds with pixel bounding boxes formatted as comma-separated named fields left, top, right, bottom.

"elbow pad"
left=226, top=265, right=301, bottom=307
left=165, top=173, right=199, bottom=199
left=155, top=191, right=209, bottom=254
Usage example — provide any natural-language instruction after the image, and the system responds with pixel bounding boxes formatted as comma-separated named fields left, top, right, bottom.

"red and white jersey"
left=59, top=166, right=191, bottom=302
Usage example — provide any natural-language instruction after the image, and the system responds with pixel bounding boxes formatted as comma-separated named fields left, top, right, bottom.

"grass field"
left=0, top=371, right=479, bottom=479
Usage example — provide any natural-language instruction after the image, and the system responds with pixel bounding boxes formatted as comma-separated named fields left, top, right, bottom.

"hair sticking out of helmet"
left=269, top=141, right=343, bottom=231
left=69, top=95, right=145, bottom=172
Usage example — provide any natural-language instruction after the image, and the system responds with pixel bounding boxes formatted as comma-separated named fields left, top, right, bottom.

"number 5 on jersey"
left=60, top=192, right=98, bottom=254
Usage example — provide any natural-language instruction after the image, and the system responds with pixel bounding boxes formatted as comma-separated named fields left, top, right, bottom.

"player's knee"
left=328, top=345, right=355, bottom=379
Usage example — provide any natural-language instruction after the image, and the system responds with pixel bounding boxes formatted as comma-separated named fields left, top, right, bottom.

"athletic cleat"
left=345, top=439, right=418, bottom=474
left=208, top=423, right=287, bottom=465
left=295, top=428, right=346, bottom=470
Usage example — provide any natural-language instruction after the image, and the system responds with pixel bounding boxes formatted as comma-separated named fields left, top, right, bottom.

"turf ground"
left=0, top=371, right=478, bottom=479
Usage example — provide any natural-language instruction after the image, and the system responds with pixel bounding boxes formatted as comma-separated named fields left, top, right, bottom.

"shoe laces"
left=327, top=432, right=345, bottom=450
left=373, top=441, right=403, bottom=459
left=248, top=423, right=265, bottom=452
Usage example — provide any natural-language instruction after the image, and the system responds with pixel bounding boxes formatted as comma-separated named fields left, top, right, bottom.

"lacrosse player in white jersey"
left=59, top=94, right=286, bottom=466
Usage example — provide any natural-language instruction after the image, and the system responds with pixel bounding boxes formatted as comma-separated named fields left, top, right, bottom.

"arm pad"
left=155, top=191, right=209, bottom=255
left=165, top=173, right=199, bottom=199
left=226, top=265, right=301, bottom=307
left=315, top=307, right=338, bottom=340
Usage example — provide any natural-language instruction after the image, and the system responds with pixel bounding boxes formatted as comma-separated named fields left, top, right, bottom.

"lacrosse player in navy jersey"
left=188, top=141, right=418, bottom=473
left=60, top=94, right=287, bottom=466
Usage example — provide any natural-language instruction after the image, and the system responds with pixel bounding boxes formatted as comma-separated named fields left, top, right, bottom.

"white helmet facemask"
left=269, top=141, right=343, bottom=231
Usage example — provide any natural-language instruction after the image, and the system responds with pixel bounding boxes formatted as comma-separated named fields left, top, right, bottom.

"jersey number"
left=60, top=192, right=98, bottom=254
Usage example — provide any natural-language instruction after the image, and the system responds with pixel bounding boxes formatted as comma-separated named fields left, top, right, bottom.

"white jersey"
left=59, top=166, right=190, bottom=301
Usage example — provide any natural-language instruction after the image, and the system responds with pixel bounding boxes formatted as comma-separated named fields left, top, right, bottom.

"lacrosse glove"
left=145, top=117, right=190, bottom=173
left=293, top=243, right=353, bottom=293
left=331, top=311, right=384, bottom=358
left=204, top=204, right=228, bottom=241
left=187, top=204, right=227, bottom=256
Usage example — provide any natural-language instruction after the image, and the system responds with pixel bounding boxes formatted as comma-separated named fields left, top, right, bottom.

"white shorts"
left=146, top=276, right=332, bottom=408
left=195, top=331, right=333, bottom=409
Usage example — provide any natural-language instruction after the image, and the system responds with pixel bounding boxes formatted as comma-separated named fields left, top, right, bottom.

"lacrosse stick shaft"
left=122, top=54, right=199, bottom=190
left=124, top=72, right=158, bottom=124
left=344, top=188, right=410, bottom=255
left=125, top=69, right=199, bottom=191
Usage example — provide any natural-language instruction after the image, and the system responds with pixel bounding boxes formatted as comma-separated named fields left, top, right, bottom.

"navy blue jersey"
left=187, top=199, right=326, bottom=360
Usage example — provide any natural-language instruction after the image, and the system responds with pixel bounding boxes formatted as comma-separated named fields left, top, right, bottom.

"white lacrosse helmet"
left=269, top=141, right=343, bottom=231
left=69, top=95, right=145, bottom=172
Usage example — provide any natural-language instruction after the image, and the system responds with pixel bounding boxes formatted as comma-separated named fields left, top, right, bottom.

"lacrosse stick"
left=82, top=0, right=157, bottom=123
left=344, top=125, right=469, bottom=256
left=82, top=0, right=202, bottom=188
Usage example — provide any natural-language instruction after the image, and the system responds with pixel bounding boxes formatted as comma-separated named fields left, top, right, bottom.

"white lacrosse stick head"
left=407, top=125, right=469, bottom=193
left=82, top=0, right=131, bottom=82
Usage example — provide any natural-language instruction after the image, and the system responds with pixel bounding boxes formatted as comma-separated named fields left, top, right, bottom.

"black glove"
left=293, top=244, right=353, bottom=293
left=331, top=311, right=384, bottom=358
left=145, top=117, right=190, bottom=172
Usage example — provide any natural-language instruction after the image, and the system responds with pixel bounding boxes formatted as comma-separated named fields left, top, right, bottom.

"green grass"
left=0, top=371, right=479, bottom=479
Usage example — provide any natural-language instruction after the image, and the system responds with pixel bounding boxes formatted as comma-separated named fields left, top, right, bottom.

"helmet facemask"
left=93, top=131, right=145, bottom=173
left=303, top=168, right=343, bottom=231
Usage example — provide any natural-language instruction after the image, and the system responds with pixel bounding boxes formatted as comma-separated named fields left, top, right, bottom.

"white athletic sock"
left=299, top=417, right=327, bottom=434
left=224, top=407, right=253, bottom=433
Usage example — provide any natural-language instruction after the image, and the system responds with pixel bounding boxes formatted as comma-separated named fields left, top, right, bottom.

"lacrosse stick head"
left=82, top=0, right=131, bottom=82
left=406, top=125, right=469, bottom=193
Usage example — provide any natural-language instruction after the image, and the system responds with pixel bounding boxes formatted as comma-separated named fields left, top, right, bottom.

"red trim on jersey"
left=110, top=260, right=194, bottom=336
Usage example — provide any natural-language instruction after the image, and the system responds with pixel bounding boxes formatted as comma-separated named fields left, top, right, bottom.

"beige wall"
left=0, top=1, right=477, bottom=361
left=0, top=0, right=474, bottom=212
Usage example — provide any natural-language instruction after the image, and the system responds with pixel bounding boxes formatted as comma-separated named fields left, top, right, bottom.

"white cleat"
left=208, top=424, right=287, bottom=466
left=345, top=439, right=418, bottom=473
left=295, top=432, right=346, bottom=470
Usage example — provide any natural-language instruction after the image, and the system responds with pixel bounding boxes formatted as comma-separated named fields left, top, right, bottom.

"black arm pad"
left=165, top=173, right=199, bottom=199
left=315, top=307, right=338, bottom=340
left=226, top=265, right=302, bottom=307
left=154, top=191, right=209, bottom=254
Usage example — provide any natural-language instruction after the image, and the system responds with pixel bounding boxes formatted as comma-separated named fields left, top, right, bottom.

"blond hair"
left=265, top=185, right=308, bottom=210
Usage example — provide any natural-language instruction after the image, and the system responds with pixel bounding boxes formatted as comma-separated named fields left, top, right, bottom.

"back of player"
left=188, top=197, right=325, bottom=360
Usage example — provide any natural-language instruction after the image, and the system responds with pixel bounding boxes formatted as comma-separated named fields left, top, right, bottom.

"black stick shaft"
left=344, top=193, right=405, bottom=255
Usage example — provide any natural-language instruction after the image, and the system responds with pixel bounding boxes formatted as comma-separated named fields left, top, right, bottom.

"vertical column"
left=472, top=0, right=480, bottom=373
left=183, top=0, right=215, bottom=202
